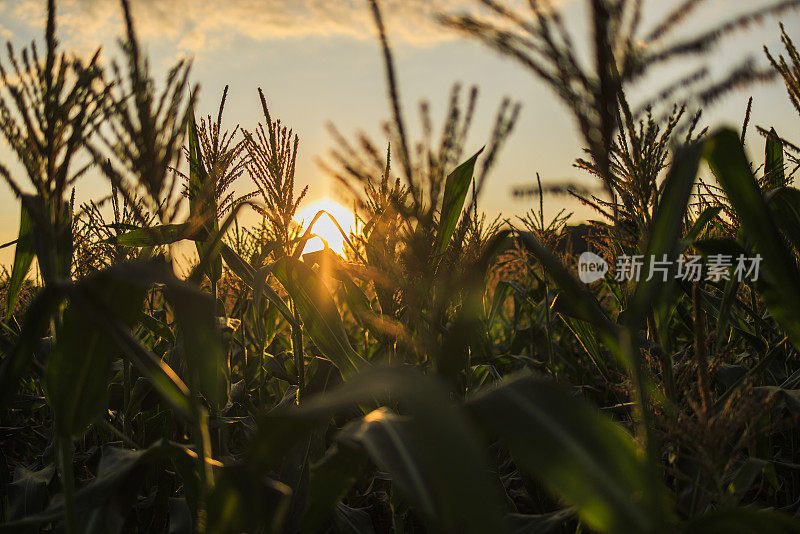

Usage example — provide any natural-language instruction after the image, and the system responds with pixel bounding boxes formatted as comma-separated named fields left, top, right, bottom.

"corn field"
left=3, top=0, right=800, bottom=532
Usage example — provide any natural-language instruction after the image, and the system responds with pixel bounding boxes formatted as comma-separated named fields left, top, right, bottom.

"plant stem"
left=621, top=329, right=656, bottom=463
left=122, top=359, right=131, bottom=438
left=98, top=418, right=140, bottom=449
left=58, top=436, right=77, bottom=534
left=692, top=282, right=712, bottom=417
left=259, top=339, right=266, bottom=408
left=648, top=310, right=675, bottom=404
left=292, top=308, right=305, bottom=404
left=543, top=282, right=555, bottom=378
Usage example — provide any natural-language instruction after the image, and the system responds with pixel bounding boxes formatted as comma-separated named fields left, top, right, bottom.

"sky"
left=1, top=0, right=799, bottom=266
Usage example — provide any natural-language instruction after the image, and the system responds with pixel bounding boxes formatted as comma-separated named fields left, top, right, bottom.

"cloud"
left=0, top=0, right=492, bottom=53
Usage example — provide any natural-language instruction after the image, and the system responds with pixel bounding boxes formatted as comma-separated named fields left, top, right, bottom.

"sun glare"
left=294, top=199, right=357, bottom=255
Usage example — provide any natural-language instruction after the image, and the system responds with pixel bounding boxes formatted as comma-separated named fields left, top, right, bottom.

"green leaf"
left=487, top=280, right=513, bottom=328
left=63, top=263, right=195, bottom=422
left=138, top=312, right=176, bottom=343
left=765, top=187, right=800, bottom=253
left=206, top=465, right=291, bottom=534
left=0, top=286, right=63, bottom=409
left=515, top=231, right=618, bottom=346
left=5, top=196, right=35, bottom=320
left=626, top=142, right=703, bottom=326
left=124, top=377, right=156, bottom=424
left=301, top=443, right=368, bottom=533
left=559, top=315, right=610, bottom=380
left=685, top=206, right=722, bottom=243
left=272, top=256, right=368, bottom=378
left=332, top=504, right=376, bottom=534
left=683, top=506, right=800, bottom=533
left=220, top=243, right=297, bottom=328
left=301, top=249, right=380, bottom=335
left=433, top=148, right=483, bottom=258
left=249, top=366, right=512, bottom=534
left=167, top=280, right=228, bottom=410
left=336, top=408, right=459, bottom=526
left=29, top=195, right=74, bottom=284
left=12, top=194, right=73, bottom=286
left=0, top=440, right=198, bottom=532
left=467, top=375, right=674, bottom=534
left=187, top=107, right=222, bottom=284
left=7, top=465, right=55, bottom=522
left=704, top=128, right=800, bottom=348
left=764, top=127, right=785, bottom=189
left=725, top=458, right=771, bottom=505
left=47, top=266, right=149, bottom=438
left=114, top=223, right=192, bottom=247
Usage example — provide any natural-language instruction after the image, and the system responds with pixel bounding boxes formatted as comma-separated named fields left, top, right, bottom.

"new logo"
left=577, top=251, right=608, bottom=283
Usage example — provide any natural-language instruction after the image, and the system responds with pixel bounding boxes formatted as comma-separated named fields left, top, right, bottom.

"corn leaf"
left=765, top=187, right=800, bottom=252
left=467, top=375, right=675, bottom=534
left=626, top=142, right=703, bottom=326
left=272, top=256, right=367, bottom=378
left=206, top=465, right=291, bottom=534
left=685, top=206, right=722, bottom=243
left=433, top=148, right=483, bottom=258
left=301, top=443, right=368, bottom=533
left=47, top=267, right=148, bottom=438
left=335, top=409, right=449, bottom=526
left=5, top=196, right=35, bottom=320
left=249, top=366, right=512, bottom=534
left=63, top=263, right=195, bottom=422
left=683, top=506, right=800, bottom=533
left=6, top=464, right=55, bottom=522
left=0, top=440, right=199, bottom=532
left=188, top=107, right=222, bottom=284
left=705, top=128, right=800, bottom=349
left=764, top=127, right=785, bottom=189
left=166, top=280, right=229, bottom=410
left=114, top=223, right=192, bottom=247
left=220, top=243, right=297, bottom=327
left=515, top=231, right=618, bottom=345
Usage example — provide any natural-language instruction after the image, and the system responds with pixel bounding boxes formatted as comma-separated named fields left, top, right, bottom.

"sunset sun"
left=294, top=198, right=357, bottom=255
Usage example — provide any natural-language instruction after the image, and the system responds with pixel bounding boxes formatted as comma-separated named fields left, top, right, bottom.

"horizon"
left=1, top=0, right=799, bottom=267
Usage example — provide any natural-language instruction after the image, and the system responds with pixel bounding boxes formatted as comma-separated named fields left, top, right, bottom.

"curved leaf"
left=0, top=440, right=198, bottom=532
left=114, top=223, right=192, bottom=247
left=683, top=506, right=800, bottom=534
left=187, top=107, right=222, bottom=284
left=433, top=148, right=484, bottom=258
left=705, top=128, right=800, bottom=349
left=0, top=287, right=63, bottom=409
left=47, top=266, right=149, bottom=438
left=766, top=186, right=800, bottom=252
left=5, top=196, right=35, bottom=320
left=626, top=142, right=703, bottom=326
left=764, top=127, right=785, bottom=189
left=220, top=243, right=297, bottom=327
left=249, top=366, right=512, bottom=534
left=301, top=442, right=368, bottom=533
left=272, top=256, right=368, bottom=378
left=206, top=465, right=291, bottom=534
left=467, top=375, right=674, bottom=534
left=166, top=280, right=228, bottom=410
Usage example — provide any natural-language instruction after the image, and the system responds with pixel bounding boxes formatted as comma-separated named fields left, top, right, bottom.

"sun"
left=294, top=198, right=357, bottom=255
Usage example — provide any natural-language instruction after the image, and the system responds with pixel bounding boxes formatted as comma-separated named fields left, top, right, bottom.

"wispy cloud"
left=1, top=0, right=492, bottom=52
